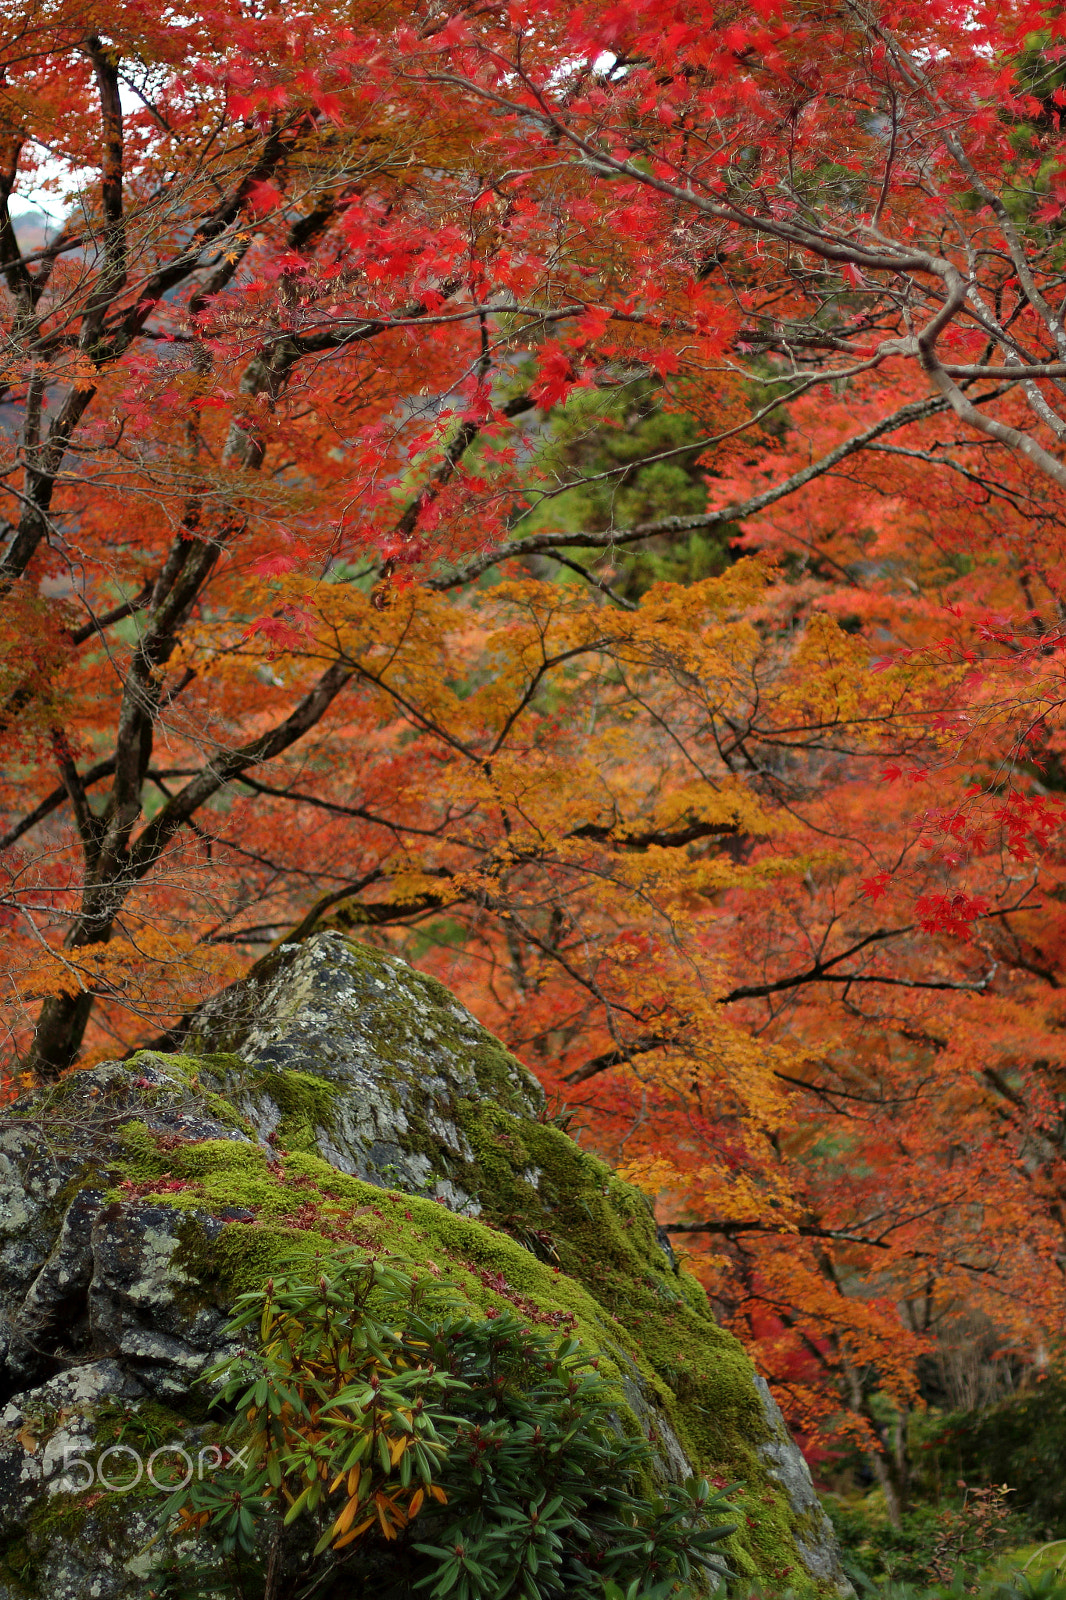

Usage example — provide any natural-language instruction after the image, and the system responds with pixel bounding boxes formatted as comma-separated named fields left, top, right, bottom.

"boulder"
left=0, top=932, right=851, bottom=1598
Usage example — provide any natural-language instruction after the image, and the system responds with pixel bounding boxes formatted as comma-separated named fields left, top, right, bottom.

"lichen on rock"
left=0, top=932, right=851, bottom=1599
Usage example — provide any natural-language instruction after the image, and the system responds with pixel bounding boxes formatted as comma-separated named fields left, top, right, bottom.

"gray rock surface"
left=188, top=931, right=544, bottom=1210
left=0, top=1059, right=245, bottom=1400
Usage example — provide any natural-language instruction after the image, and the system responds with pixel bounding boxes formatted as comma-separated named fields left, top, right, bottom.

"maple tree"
left=5, top=0, right=1066, bottom=1513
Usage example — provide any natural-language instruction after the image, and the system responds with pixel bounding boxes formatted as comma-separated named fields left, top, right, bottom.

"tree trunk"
left=26, top=987, right=98, bottom=1078
left=843, top=1361, right=908, bottom=1528
left=25, top=881, right=119, bottom=1077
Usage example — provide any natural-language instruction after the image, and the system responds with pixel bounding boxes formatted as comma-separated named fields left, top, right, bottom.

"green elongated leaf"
left=321, top=1384, right=376, bottom=1410
left=411, top=1441, right=438, bottom=1479
left=282, top=1481, right=317, bottom=1525
left=486, top=1506, right=527, bottom=1525
left=433, top=1560, right=461, bottom=1597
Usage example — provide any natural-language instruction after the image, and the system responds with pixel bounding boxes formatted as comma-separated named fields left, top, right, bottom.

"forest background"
left=5, top=0, right=1066, bottom=1578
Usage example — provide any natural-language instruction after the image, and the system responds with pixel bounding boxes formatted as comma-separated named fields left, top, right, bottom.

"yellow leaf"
left=333, top=1495, right=361, bottom=1537
left=333, top=1514, right=375, bottom=1549
left=374, top=1491, right=408, bottom=1539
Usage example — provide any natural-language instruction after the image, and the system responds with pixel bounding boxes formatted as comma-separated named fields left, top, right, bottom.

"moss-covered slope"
left=0, top=933, right=849, bottom=1599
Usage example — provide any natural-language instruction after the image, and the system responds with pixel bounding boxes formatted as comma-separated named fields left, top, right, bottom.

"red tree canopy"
left=4, top=0, right=1066, bottom=1500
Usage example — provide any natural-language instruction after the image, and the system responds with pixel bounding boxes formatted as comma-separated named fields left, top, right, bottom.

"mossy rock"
left=0, top=933, right=851, bottom=1599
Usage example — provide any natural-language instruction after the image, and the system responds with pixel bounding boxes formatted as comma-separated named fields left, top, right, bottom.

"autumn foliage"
left=6, top=0, right=1066, bottom=1511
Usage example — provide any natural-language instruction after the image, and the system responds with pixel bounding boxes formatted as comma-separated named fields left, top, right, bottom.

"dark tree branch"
left=69, top=582, right=153, bottom=646
left=428, top=389, right=1008, bottom=590
left=571, top=818, right=741, bottom=850
left=565, top=1035, right=673, bottom=1084
left=0, top=757, right=117, bottom=852
left=661, top=1218, right=997, bottom=1276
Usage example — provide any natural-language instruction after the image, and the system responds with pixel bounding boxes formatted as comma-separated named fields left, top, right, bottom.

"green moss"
left=112, top=1123, right=289, bottom=1214
left=0, top=1531, right=37, bottom=1593
left=100, top=1114, right=826, bottom=1594
left=93, top=1396, right=194, bottom=1454
left=11, top=1479, right=159, bottom=1594
left=124, top=1050, right=257, bottom=1136
left=244, top=1064, right=339, bottom=1152
left=422, top=1098, right=823, bottom=1587
left=0, top=1542, right=36, bottom=1593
